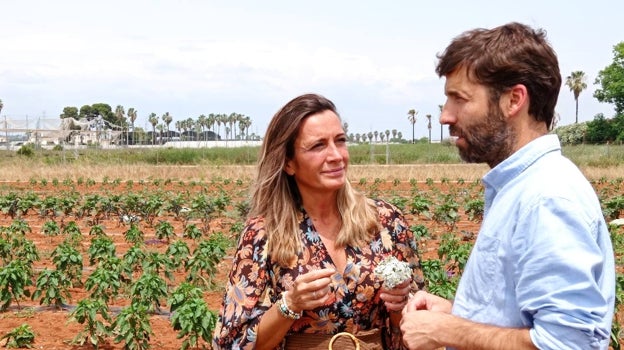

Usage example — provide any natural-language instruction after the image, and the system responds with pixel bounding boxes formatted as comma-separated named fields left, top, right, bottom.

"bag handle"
left=329, top=332, right=360, bottom=350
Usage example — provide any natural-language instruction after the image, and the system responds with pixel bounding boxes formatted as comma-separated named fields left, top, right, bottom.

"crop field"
left=0, top=163, right=622, bottom=349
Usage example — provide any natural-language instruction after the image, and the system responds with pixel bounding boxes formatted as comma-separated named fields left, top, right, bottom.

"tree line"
left=58, top=104, right=255, bottom=145
left=557, top=41, right=624, bottom=144
left=2, top=41, right=623, bottom=146
left=405, top=41, right=624, bottom=145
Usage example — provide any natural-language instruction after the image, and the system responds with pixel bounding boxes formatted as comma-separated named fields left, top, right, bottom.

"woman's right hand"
left=284, top=268, right=335, bottom=313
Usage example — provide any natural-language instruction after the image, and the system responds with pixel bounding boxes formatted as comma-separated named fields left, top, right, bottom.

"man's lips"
left=449, top=128, right=463, bottom=144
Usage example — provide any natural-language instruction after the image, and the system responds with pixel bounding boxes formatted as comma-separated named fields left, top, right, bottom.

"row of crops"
left=0, top=176, right=623, bottom=349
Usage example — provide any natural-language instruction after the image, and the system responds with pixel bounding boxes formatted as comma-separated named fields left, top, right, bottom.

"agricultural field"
left=0, top=163, right=622, bottom=349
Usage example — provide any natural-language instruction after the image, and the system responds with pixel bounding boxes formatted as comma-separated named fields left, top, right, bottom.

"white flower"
left=374, top=256, right=412, bottom=289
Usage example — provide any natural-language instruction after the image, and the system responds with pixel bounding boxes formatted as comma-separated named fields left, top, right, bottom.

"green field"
left=3, top=142, right=624, bottom=168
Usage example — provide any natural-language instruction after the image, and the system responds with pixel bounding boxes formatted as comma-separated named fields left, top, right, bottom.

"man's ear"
left=504, top=84, right=529, bottom=117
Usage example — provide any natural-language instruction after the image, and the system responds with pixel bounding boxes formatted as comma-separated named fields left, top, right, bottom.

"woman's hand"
left=380, top=278, right=411, bottom=312
left=285, top=268, right=335, bottom=313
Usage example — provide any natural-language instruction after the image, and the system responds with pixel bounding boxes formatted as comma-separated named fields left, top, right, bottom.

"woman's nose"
left=326, top=143, right=343, bottom=159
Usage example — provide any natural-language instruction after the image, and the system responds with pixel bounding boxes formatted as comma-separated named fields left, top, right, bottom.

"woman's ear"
left=284, top=160, right=295, bottom=176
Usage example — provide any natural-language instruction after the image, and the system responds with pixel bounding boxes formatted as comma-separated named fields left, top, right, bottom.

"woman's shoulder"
left=245, top=215, right=265, bottom=226
left=238, top=216, right=268, bottom=243
left=369, top=197, right=403, bottom=215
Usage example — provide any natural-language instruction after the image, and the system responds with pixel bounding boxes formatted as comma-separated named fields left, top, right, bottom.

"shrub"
left=16, top=144, right=35, bottom=157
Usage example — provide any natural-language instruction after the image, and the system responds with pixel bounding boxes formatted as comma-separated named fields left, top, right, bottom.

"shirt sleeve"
left=212, top=218, right=273, bottom=350
left=514, top=196, right=612, bottom=349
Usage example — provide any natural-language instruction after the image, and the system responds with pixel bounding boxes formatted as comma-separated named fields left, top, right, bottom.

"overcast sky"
left=1, top=0, right=622, bottom=140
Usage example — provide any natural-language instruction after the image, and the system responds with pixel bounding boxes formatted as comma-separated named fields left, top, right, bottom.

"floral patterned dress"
left=212, top=199, right=423, bottom=350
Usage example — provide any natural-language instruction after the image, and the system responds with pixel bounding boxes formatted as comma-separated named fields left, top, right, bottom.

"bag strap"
left=329, top=332, right=360, bottom=350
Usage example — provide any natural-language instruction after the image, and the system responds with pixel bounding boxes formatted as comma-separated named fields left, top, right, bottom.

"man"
left=400, top=22, right=615, bottom=350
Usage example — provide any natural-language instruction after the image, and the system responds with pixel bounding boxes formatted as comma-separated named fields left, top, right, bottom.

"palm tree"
left=207, top=114, right=216, bottom=140
left=114, top=105, right=125, bottom=124
left=197, top=114, right=207, bottom=141
left=127, top=108, right=137, bottom=145
left=114, top=105, right=126, bottom=144
left=162, top=112, right=173, bottom=141
left=245, top=116, right=252, bottom=140
left=227, top=113, right=237, bottom=140
left=127, top=108, right=137, bottom=128
left=407, top=109, right=417, bottom=144
left=426, top=114, right=432, bottom=143
left=176, top=118, right=184, bottom=140
left=565, top=71, right=587, bottom=124
left=175, top=120, right=183, bottom=140
left=148, top=113, right=158, bottom=145
left=156, top=124, right=164, bottom=145
left=216, top=114, right=224, bottom=141
left=238, top=115, right=251, bottom=140
left=384, top=130, right=390, bottom=143
left=0, top=99, right=3, bottom=115
left=185, top=118, right=195, bottom=140
left=438, top=105, right=443, bottom=141
left=194, top=120, right=202, bottom=141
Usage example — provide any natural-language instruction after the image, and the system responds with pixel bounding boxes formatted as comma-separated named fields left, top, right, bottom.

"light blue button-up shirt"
left=452, top=135, right=615, bottom=349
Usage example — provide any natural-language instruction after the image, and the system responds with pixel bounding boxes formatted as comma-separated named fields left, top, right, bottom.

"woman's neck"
left=300, top=190, right=339, bottom=223
left=303, top=201, right=338, bottom=224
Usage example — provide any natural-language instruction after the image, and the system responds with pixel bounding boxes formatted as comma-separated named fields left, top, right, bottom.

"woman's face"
left=284, top=110, right=349, bottom=197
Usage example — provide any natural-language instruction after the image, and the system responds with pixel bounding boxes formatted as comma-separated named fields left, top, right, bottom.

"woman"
left=212, top=93, right=423, bottom=350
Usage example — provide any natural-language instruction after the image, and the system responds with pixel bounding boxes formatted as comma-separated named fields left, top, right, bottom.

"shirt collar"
left=482, top=134, right=561, bottom=193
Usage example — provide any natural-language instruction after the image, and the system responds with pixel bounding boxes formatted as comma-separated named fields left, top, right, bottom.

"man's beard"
left=451, top=103, right=516, bottom=168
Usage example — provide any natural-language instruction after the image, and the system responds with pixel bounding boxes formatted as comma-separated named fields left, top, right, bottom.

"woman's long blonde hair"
left=250, top=93, right=379, bottom=267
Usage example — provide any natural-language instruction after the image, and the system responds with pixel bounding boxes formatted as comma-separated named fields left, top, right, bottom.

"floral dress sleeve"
left=212, top=216, right=273, bottom=350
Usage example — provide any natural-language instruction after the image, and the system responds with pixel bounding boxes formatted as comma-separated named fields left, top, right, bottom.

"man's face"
left=439, top=67, right=515, bottom=168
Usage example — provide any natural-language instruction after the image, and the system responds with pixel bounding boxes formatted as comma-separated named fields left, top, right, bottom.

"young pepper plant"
left=68, top=298, right=112, bottom=348
left=0, top=260, right=33, bottom=311
left=169, top=283, right=217, bottom=350
left=31, top=268, right=73, bottom=309
left=170, top=297, right=217, bottom=350
left=129, top=271, right=168, bottom=314
left=51, top=241, right=83, bottom=286
left=110, top=303, right=153, bottom=350
left=1, top=323, right=36, bottom=348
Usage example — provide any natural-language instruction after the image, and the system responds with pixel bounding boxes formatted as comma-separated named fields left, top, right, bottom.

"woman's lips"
left=323, top=167, right=345, bottom=176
